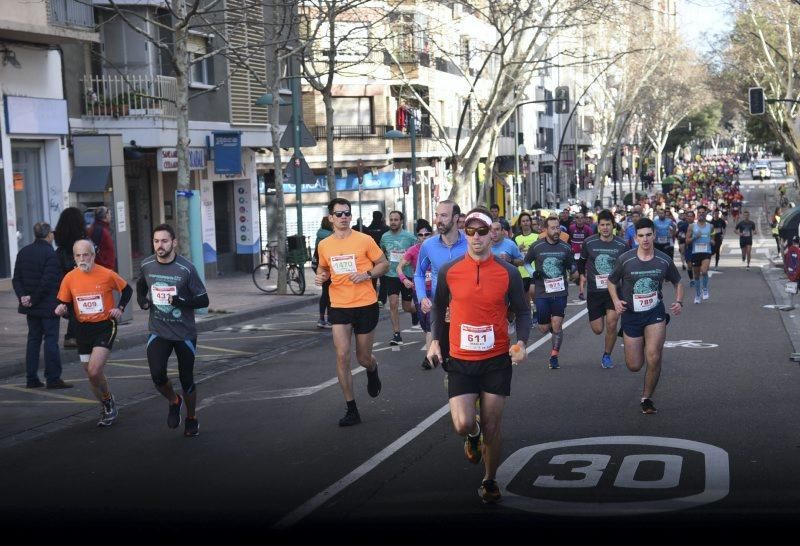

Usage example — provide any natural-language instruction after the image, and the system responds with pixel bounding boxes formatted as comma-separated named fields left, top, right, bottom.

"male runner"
left=427, top=208, right=530, bottom=504
left=315, top=198, right=390, bottom=426
left=55, top=240, right=132, bottom=427
left=676, top=211, right=690, bottom=271
left=653, top=208, right=676, bottom=261
left=136, top=224, right=209, bottom=437
left=524, top=216, right=574, bottom=369
left=567, top=212, right=594, bottom=299
left=735, top=210, right=757, bottom=270
left=624, top=209, right=642, bottom=248
left=379, top=211, right=417, bottom=345
left=579, top=210, right=628, bottom=369
left=608, top=218, right=683, bottom=415
left=711, top=208, right=727, bottom=270
left=687, top=205, right=713, bottom=304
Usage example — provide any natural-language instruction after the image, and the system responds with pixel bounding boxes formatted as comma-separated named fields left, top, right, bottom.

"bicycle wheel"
left=252, top=263, right=278, bottom=293
left=287, top=265, right=306, bottom=295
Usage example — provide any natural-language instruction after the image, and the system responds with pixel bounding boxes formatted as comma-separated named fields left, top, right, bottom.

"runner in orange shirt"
left=55, top=239, right=132, bottom=427
left=315, top=198, right=390, bottom=427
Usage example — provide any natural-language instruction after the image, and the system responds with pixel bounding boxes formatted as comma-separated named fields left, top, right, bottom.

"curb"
left=0, top=294, right=319, bottom=381
left=762, top=263, right=800, bottom=358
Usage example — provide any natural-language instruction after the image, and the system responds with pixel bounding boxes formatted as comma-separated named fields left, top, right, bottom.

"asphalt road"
left=1, top=175, right=799, bottom=542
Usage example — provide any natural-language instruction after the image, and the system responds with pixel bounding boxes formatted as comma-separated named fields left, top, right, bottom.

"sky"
left=677, top=0, right=735, bottom=55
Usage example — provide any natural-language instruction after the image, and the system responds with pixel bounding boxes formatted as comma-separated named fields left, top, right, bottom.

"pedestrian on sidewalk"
left=54, top=207, right=87, bottom=348
left=313, top=216, right=333, bottom=328
left=89, top=206, right=116, bottom=271
left=12, top=222, right=72, bottom=389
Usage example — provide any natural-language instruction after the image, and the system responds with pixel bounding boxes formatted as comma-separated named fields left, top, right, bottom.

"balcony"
left=312, top=125, right=392, bottom=139
left=81, top=74, right=178, bottom=119
left=383, top=48, right=431, bottom=67
left=49, top=0, right=95, bottom=29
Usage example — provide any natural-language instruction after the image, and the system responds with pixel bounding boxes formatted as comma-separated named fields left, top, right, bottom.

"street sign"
left=280, top=116, right=317, bottom=148
left=285, top=154, right=316, bottom=186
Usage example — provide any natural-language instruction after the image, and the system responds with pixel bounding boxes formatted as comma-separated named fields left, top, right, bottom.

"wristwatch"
left=366, top=270, right=373, bottom=278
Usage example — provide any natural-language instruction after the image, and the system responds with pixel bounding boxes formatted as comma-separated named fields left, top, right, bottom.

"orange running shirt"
left=318, top=230, right=384, bottom=308
left=57, top=265, right=128, bottom=323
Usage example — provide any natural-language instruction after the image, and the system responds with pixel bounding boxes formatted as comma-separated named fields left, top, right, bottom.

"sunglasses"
left=465, top=225, right=490, bottom=236
left=417, top=232, right=432, bottom=237
left=332, top=210, right=352, bottom=218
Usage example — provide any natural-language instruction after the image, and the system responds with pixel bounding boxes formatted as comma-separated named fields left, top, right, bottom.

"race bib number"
left=694, top=243, right=710, bottom=253
left=595, top=274, right=609, bottom=290
left=151, top=285, right=177, bottom=306
left=460, top=324, right=495, bottom=351
left=742, top=230, right=752, bottom=237
left=330, top=254, right=357, bottom=275
left=390, top=250, right=405, bottom=263
left=633, top=291, right=658, bottom=312
left=786, top=282, right=798, bottom=294
left=544, top=277, right=565, bottom=293
left=574, top=252, right=581, bottom=260
left=76, top=294, right=104, bottom=315
left=656, top=236, right=669, bottom=245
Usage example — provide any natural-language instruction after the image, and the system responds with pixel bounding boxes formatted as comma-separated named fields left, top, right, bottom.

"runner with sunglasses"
left=315, top=198, right=390, bottom=427
left=398, top=221, right=435, bottom=368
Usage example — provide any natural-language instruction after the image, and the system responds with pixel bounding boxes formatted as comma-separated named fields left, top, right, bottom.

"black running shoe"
left=168, top=394, right=183, bottom=429
left=641, top=398, right=658, bottom=415
left=478, top=479, right=501, bottom=504
left=411, top=313, right=419, bottom=326
left=184, top=417, right=199, bottom=437
left=366, top=364, right=381, bottom=397
left=338, top=407, right=361, bottom=427
left=389, top=332, right=403, bottom=345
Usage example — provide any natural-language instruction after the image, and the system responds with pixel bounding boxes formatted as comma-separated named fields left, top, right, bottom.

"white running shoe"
left=694, top=295, right=701, bottom=304
left=702, top=288, right=709, bottom=300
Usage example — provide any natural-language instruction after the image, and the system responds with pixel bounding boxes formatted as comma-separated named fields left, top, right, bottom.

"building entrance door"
left=213, top=181, right=236, bottom=273
left=11, top=146, right=45, bottom=249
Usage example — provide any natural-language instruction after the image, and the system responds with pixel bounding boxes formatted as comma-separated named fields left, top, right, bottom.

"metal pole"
left=410, top=112, right=418, bottom=222
left=513, top=106, right=520, bottom=215
left=291, top=62, right=303, bottom=240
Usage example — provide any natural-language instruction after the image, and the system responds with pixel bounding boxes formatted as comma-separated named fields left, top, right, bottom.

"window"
left=332, top=97, right=373, bottom=127
left=188, top=33, right=214, bottom=87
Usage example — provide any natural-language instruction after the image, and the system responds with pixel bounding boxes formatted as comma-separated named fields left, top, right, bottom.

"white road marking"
left=272, top=308, right=589, bottom=529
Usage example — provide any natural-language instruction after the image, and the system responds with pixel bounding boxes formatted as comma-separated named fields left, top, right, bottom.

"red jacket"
left=89, top=221, right=116, bottom=271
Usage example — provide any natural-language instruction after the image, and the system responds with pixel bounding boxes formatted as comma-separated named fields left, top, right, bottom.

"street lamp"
left=386, top=114, right=418, bottom=225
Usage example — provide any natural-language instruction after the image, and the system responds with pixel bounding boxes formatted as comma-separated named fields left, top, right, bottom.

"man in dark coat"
left=12, top=223, right=72, bottom=389
left=364, top=211, right=390, bottom=304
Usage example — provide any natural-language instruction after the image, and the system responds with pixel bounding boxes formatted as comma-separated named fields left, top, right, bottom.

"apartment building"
left=0, top=0, right=99, bottom=282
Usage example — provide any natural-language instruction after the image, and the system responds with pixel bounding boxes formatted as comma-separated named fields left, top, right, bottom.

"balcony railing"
left=49, top=0, right=95, bottom=29
left=383, top=48, right=431, bottom=67
left=81, top=74, right=178, bottom=119
left=311, top=125, right=392, bottom=139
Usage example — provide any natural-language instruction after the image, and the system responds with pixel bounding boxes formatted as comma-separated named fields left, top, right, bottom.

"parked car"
left=751, top=162, right=771, bottom=180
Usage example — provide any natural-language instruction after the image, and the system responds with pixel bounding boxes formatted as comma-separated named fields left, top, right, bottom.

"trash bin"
left=287, top=234, right=308, bottom=264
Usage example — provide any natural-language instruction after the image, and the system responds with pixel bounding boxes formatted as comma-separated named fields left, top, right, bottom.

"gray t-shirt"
left=581, top=235, right=628, bottom=293
left=736, top=220, right=756, bottom=238
left=608, top=249, right=681, bottom=312
left=524, top=238, right=573, bottom=297
left=139, top=255, right=207, bottom=340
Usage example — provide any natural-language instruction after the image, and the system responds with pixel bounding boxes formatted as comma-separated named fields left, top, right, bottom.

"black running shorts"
left=446, top=353, right=512, bottom=398
left=329, top=303, right=380, bottom=334
left=691, top=252, right=712, bottom=266
left=382, top=276, right=413, bottom=301
left=739, top=236, right=753, bottom=248
left=76, top=319, right=117, bottom=356
left=587, top=291, right=615, bottom=322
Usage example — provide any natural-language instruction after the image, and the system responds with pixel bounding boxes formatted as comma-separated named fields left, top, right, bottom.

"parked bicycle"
left=252, top=242, right=307, bottom=295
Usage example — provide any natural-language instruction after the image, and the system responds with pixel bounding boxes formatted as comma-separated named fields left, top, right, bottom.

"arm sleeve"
left=507, top=267, right=531, bottom=344
left=118, top=284, right=133, bottom=309
left=366, top=237, right=385, bottom=263
left=430, top=265, right=451, bottom=342
left=11, top=255, right=25, bottom=298
left=608, top=258, right=624, bottom=285
left=523, top=245, right=536, bottom=270
left=665, top=261, right=682, bottom=285
left=414, top=245, right=431, bottom=301
left=136, top=275, right=150, bottom=309
left=56, top=275, right=72, bottom=304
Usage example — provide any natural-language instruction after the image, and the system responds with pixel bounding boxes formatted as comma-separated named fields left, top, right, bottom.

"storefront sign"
left=157, top=148, right=207, bottom=172
left=213, top=132, right=242, bottom=174
left=116, top=201, right=127, bottom=233
left=234, top=178, right=259, bottom=254
left=4, top=96, right=68, bottom=135
left=200, top=178, right=217, bottom=264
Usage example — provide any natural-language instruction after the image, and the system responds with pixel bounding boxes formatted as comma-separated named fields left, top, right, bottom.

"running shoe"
left=421, top=357, right=433, bottom=370
left=366, top=364, right=381, bottom=397
left=464, top=431, right=482, bottom=464
left=549, top=354, right=560, bottom=369
left=694, top=295, right=701, bottom=304
left=578, top=291, right=585, bottom=301
left=98, top=396, right=118, bottom=427
left=338, top=406, right=361, bottom=427
left=184, top=417, right=199, bottom=437
left=167, top=394, right=183, bottom=429
left=478, top=479, right=502, bottom=504
left=390, top=332, right=403, bottom=345
left=742, top=255, right=746, bottom=262
left=601, top=353, right=613, bottom=369
left=316, top=319, right=327, bottom=328
left=746, top=265, right=750, bottom=271
left=702, top=288, right=709, bottom=300
left=411, top=313, right=419, bottom=326
left=641, top=398, right=658, bottom=415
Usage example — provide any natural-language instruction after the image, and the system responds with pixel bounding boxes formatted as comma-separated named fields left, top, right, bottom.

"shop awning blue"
left=69, top=166, right=111, bottom=193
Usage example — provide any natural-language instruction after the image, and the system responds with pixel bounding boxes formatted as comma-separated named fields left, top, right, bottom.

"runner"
left=567, top=212, right=594, bottom=299
left=735, top=210, right=757, bottom=270
left=653, top=208, right=676, bottom=261
left=514, top=212, right=539, bottom=316
left=578, top=209, right=628, bottom=369
left=624, top=209, right=642, bottom=248
left=676, top=211, right=690, bottom=271
left=136, top=224, right=209, bottom=437
left=686, top=205, right=713, bottom=304
left=54, top=240, right=132, bottom=427
left=711, top=208, right=727, bottom=270
left=414, top=200, right=467, bottom=367
left=315, top=198, right=390, bottom=427
left=524, top=216, right=574, bottom=370
left=607, top=218, right=683, bottom=415
left=426, top=208, right=530, bottom=504
left=379, top=211, right=417, bottom=345
left=490, top=221, right=524, bottom=267
left=397, top=221, right=434, bottom=369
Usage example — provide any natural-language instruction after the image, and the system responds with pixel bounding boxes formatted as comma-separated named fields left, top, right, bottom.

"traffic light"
left=554, top=86, right=570, bottom=114
left=749, top=87, right=765, bottom=115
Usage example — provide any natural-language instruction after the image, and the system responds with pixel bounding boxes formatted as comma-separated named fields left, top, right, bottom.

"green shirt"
left=515, top=232, right=539, bottom=278
left=380, top=229, right=416, bottom=278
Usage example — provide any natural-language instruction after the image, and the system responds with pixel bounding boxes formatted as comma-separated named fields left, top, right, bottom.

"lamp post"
left=386, top=113, right=418, bottom=224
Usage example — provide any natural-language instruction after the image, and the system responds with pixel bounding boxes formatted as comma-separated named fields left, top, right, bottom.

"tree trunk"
left=324, top=92, right=336, bottom=202
left=174, top=1, right=191, bottom=261
left=270, top=87, right=287, bottom=294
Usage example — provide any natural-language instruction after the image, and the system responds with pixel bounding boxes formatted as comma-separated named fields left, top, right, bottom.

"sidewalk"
left=0, top=266, right=321, bottom=380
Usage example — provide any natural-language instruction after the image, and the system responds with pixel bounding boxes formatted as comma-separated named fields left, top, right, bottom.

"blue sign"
left=283, top=171, right=402, bottom=193
left=213, top=131, right=242, bottom=174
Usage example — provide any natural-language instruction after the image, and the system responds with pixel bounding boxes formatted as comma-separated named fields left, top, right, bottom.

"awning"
left=69, top=166, right=111, bottom=193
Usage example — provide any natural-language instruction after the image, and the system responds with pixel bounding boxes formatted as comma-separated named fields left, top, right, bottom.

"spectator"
left=490, top=203, right=501, bottom=222
left=546, top=189, right=555, bottom=208
left=54, top=207, right=87, bottom=348
left=313, top=216, right=334, bottom=328
left=12, top=223, right=72, bottom=389
left=364, top=210, right=389, bottom=304
left=89, top=206, right=116, bottom=271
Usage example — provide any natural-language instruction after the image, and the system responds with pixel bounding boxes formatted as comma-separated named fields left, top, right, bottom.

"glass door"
left=11, top=146, right=45, bottom=249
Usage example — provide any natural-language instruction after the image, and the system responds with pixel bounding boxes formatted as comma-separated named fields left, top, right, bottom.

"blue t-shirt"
left=414, top=231, right=468, bottom=302
left=653, top=218, right=674, bottom=246
left=491, top=238, right=524, bottom=263
left=625, top=224, right=638, bottom=248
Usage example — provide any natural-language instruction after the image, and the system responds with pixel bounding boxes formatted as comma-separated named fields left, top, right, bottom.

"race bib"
left=574, top=252, right=581, bottom=260
left=544, top=277, right=565, bottom=293
left=330, top=254, right=357, bottom=275
left=76, top=294, right=104, bottom=315
left=742, top=230, right=752, bottom=237
left=460, top=324, right=495, bottom=351
left=694, top=243, right=710, bottom=253
left=633, top=291, right=658, bottom=312
left=151, top=285, right=177, bottom=306
left=786, top=282, right=798, bottom=294
left=389, top=250, right=405, bottom=263
left=595, top=274, right=609, bottom=290
left=656, top=236, right=669, bottom=245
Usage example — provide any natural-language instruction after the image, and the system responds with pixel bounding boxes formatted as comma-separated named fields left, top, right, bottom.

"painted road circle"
left=663, top=340, right=718, bottom=349
left=496, top=436, right=729, bottom=517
